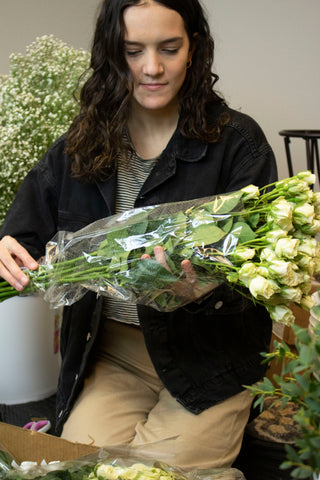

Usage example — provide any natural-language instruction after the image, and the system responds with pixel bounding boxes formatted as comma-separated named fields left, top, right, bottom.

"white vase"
left=0, top=295, right=62, bottom=404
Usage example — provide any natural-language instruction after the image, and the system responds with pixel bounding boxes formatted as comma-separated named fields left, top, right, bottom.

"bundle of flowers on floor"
left=0, top=448, right=245, bottom=480
left=1, top=171, right=320, bottom=325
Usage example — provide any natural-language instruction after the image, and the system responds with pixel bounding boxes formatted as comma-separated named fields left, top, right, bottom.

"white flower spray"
left=0, top=35, right=90, bottom=226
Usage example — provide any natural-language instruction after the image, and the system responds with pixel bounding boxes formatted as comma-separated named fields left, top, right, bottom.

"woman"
left=0, top=0, right=278, bottom=470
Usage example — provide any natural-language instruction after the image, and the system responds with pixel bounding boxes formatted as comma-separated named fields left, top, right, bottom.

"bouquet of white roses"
left=0, top=171, right=319, bottom=325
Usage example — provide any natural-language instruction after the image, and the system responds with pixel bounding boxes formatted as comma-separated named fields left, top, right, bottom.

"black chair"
left=279, top=130, right=320, bottom=180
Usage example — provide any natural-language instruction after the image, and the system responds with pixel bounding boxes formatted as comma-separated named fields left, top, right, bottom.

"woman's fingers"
left=153, top=246, right=171, bottom=271
left=0, top=235, right=38, bottom=290
left=181, top=259, right=197, bottom=285
left=141, top=246, right=214, bottom=301
left=141, top=247, right=171, bottom=272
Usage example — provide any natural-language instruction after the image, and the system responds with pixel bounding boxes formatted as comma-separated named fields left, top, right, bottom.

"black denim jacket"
left=0, top=104, right=278, bottom=434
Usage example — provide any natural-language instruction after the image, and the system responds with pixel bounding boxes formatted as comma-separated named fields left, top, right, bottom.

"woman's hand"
left=141, top=245, right=215, bottom=301
left=0, top=235, right=38, bottom=291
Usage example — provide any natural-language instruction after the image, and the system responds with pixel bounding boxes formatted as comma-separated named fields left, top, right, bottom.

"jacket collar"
left=163, top=123, right=208, bottom=163
left=95, top=123, right=209, bottom=211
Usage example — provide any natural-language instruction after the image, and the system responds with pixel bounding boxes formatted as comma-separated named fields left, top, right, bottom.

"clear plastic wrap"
left=0, top=444, right=246, bottom=480
left=28, top=192, right=244, bottom=310
left=1, top=171, right=319, bottom=324
left=0, top=443, right=15, bottom=474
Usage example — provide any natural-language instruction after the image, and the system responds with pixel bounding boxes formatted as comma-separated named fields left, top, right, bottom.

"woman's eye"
left=126, top=50, right=141, bottom=56
left=163, top=48, right=178, bottom=54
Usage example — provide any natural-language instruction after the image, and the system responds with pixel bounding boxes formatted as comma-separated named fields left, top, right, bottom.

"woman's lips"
left=141, top=83, right=166, bottom=91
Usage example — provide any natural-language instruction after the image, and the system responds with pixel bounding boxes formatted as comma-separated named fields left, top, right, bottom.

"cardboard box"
left=0, top=421, right=98, bottom=465
left=0, top=422, right=246, bottom=480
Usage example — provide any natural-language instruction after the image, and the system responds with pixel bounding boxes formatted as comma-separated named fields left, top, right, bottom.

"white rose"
left=287, top=178, right=309, bottom=194
left=300, top=295, right=314, bottom=311
left=266, top=304, right=295, bottom=326
left=233, top=246, right=256, bottom=261
left=260, top=247, right=277, bottom=262
left=240, top=184, right=260, bottom=201
left=274, top=237, right=299, bottom=259
left=280, top=286, right=303, bottom=303
left=300, top=278, right=312, bottom=294
left=314, top=257, right=320, bottom=274
left=298, top=255, right=315, bottom=275
left=293, top=203, right=315, bottom=225
left=297, top=171, right=316, bottom=185
left=267, top=260, right=304, bottom=286
left=248, top=275, right=280, bottom=300
left=96, top=465, right=125, bottom=480
left=257, top=266, right=269, bottom=277
left=300, top=219, right=320, bottom=235
left=268, top=199, right=293, bottom=231
left=298, top=237, right=319, bottom=257
left=312, top=191, right=320, bottom=212
left=265, top=229, right=288, bottom=243
left=238, top=262, right=257, bottom=286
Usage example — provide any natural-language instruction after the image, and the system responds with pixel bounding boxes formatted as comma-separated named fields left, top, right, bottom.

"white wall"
left=0, top=0, right=99, bottom=70
left=206, top=0, right=320, bottom=181
left=0, top=0, right=319, bottom=181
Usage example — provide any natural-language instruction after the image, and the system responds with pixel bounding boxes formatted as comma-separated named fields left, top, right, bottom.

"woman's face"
left=123, top=1, right=192, bottom=115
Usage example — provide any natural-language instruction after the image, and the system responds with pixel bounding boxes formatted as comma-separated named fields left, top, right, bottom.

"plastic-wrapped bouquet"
left=0, top=35, right=90, bottom=226
left=0, top=444, right=245, bottom=480
left=0, top=171, right=320, bottom=325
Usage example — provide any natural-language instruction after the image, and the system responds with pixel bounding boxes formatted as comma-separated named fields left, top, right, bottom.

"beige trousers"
left=61, top=319, right=253, bottom=470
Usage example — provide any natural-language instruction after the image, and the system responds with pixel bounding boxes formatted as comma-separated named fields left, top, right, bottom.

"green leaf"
left=258, top=377, right=276, bottom=393
left=97, top=227, right=129, bottom=258
left=247, top=212, right=260, bottom=228
left=310, top=436, right=320, bottom=449
left=220, top=217, right=234, bottom=234
left=280, top=461, right=293, bottom=470
left=169, top=211, right=187, bottom=245
left=298, top=345, right=312, bottom=366
left=311, top=304, right=320, bottom=317
left=200, top=191, right=243, bottom=214
left=129, top=259, right=176, bottom=292
left=294, top=326, right=312, bottom=345
left=281, top=381, right=304, bottom=398
left=284, top=444, right=302, bottom=463
left=295, top=372, right=313, bottom=392
left=290, top=466, right=313, bottom=479
left=183, top=223, right=227, bottom=247
left=232, top=221, right=256, bottom=243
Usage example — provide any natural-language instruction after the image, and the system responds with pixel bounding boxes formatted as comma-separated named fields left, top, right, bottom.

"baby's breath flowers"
left=0, top=171, right=319, bottom=326
left=0, top=35, right=90, bottom=226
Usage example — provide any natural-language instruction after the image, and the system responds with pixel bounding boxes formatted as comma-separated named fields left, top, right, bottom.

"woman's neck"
left=127, top=103, right=179, bottom=160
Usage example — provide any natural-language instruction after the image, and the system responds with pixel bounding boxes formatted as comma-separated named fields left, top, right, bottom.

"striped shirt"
left=102, top=150, right=159, bottom=325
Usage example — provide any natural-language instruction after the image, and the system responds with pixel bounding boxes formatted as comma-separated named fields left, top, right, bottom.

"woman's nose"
left=142, top=52, right=164, bottom=76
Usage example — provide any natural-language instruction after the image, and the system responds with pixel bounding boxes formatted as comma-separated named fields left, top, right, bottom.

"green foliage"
left=0, top=35, right=90, bottom=227
left=248, top=322, right=320, bottom=478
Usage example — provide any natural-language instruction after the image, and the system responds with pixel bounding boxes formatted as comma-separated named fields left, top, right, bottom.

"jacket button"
left=215, top=301, right=223, bottom=310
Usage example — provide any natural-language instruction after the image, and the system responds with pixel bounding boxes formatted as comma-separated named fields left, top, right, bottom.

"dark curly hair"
left=66, top=0, right=228, bottom=182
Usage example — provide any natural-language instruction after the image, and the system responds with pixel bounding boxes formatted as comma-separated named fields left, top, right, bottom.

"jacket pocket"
left=184, top=283, right=251, bottom=316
